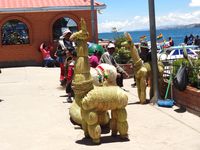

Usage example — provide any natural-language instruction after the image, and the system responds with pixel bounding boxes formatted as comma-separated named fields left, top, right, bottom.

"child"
left=66, top=51, right=77, bottom=103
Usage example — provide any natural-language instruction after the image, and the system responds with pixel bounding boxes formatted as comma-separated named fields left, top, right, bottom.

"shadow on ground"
left=128, top=99, right=150, bottom=105
left=76, top=135, right=130, bottom=146
left=56, top=86, right=65, bottom=90
left=174, top=106, right=187, bottom=113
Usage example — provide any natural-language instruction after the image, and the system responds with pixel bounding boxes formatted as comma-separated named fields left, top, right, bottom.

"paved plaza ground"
left=0, top=67, right=200, bottom=150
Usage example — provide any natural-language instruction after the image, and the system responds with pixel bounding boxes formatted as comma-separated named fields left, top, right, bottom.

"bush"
left=173, top=58, right=200, bottom=89
left=113, top=35, right=131, bottom=64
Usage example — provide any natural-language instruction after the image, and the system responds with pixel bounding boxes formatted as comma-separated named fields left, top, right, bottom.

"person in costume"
left=56, top=28, right=75, bottom=85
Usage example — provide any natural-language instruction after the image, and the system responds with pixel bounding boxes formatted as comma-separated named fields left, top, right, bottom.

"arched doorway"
left=52, top=17, right=78, bottom=40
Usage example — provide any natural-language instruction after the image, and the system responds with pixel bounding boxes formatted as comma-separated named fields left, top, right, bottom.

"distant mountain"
left=180, top=23, right=200, bottom=28
left=158, top=23, right=200, bottom=30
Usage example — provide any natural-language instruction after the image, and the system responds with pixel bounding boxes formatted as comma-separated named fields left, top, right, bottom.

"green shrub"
left=113, top=35, right=131, bottom=64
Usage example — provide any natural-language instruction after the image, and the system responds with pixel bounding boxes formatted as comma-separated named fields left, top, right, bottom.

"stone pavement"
left=0, top=67, right=200, bottom=150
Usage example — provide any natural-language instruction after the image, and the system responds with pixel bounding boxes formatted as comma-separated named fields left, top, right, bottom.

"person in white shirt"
left=100, top=43, right=129, bottom=87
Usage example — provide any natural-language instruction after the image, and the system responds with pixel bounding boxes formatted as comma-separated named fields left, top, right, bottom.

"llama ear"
left=124, top=32, right=132, bottom=42
left=80, top=18, right=87, bottom=32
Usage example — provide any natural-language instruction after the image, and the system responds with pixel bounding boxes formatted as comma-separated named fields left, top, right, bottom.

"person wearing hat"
left=139, top=41, right=151, bottom=87
left=100, top=42, right=129, bottom=87
left=139, top=41, right=151, bottom=63
left=59, top=28, right=75, bottom=52
left=57, top=28, right=76, bottom=86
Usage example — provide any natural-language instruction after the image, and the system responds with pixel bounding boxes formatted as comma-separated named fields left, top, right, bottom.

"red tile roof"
left=0, top=0, right=106, bottom=13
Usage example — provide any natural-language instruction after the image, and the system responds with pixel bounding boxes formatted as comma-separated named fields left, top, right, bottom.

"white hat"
left=107, top=43, right=115, bottom=49
left=62, top=28, right=72, bottom=36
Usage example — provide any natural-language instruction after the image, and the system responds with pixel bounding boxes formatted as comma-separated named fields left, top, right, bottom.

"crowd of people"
left=38, top=28, right=130, bottom=103
left=40, top=31, right=200, bottom=103
left=184, top=34, right=200, bottom=46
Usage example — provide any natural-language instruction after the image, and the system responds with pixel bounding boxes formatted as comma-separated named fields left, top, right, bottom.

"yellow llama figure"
left=122, top=32, right=164, bottom=103
left=69, top=18, right=129, bottom=144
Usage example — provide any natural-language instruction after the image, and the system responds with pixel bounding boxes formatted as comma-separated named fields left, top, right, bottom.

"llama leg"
left=81, top=109, right=89, bottom=138
left=110, top=110, right=118, bottom=136
left=137, top=68, right=147, bottom=104
left=135, top=78, right=141, bottom=101
left=116, top=108, right=129, bottom=139
left=139, top=77, right=147, bottom=104
left=136, top=77, right=146, bottom=104
left=88, top=124, right=101, bottom=144
left=86, top=111, right=101, bottom=144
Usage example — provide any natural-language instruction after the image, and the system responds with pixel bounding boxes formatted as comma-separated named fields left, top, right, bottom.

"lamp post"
left=148, top=0, right=159, bottom=104
left=91, top=0, right=96, bottom=43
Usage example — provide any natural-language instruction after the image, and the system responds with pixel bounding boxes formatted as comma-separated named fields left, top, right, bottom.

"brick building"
left=0, top=0, right=105, bottom=67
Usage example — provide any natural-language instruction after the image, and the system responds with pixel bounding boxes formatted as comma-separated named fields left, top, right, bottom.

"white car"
left=158, top=46, right=199, bottom=61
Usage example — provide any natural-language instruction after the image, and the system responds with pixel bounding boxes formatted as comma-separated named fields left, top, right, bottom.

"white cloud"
left=98, top=10, right=200, bottom=33
left=189, top=0, right=200, bottom=7
left=98, top=16, right=149, bottom=33
left=157, top=11, right=200, bottom=26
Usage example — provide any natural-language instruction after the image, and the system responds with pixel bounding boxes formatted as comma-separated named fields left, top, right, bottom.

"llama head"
left=121, top=32, right=134, bottom=49
left=70, top=18, right=89, bottom=42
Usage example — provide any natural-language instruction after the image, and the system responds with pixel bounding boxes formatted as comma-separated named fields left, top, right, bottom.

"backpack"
left=173, top=65, right=188, bottom=91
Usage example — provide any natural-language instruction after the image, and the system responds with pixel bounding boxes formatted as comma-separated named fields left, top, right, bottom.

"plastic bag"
left=173, top=65, right=188, bottom=91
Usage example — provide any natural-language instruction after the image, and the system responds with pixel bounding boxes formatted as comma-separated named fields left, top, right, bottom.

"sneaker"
left=131, top=83, right=137, bottom=87
left=67, top=97, right=73, bottom=103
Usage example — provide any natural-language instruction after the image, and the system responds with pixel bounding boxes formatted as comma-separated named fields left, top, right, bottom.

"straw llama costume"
left=123, top=32, right=164, bottom=104
left=69, top=18, right=129, bottom=144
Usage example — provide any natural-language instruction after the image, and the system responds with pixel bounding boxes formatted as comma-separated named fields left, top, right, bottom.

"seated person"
left=100, top=43, right=129, bottom=87
left=39, top=42, right=55, bottom=67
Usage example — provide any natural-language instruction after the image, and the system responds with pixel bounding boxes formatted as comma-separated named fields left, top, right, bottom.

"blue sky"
left=97, top=0, right=200, bottom=33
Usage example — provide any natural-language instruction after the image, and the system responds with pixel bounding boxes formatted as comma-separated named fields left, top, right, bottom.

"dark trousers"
left=116, top=72, right=123, bottom=87
left=66, top=82, right=74, bottom=97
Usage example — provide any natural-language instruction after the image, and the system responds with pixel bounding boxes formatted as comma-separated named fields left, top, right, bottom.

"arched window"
left=1, top=19, right=30, bottom=45
left=53, top=17, right=78, bottom=40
